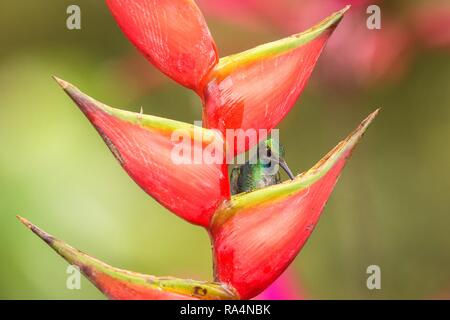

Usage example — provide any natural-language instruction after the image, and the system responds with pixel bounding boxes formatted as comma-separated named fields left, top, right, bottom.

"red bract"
left=17, top=216, right=238, bottom=300
left=106, top=0, right=218, bottom=92
left=210, top=110, right=378, bottom=299
left=19, top=1, right=379, bottom=301
left=54, top=77, right=229, bottom=227
left=203, top=9, right=346, bottom=155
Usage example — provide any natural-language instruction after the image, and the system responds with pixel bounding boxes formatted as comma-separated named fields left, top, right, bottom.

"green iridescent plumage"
left=230, top=138, right=295, bottom=195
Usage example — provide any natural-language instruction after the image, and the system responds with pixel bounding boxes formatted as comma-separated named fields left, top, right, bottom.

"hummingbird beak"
left=275, top=157, right=295, bottom=180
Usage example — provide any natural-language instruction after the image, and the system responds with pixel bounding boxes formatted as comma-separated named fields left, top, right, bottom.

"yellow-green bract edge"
left=215, top=5, right=350, bottom=74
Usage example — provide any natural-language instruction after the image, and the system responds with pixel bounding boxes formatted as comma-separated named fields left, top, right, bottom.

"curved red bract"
left=94, top=273, right=198, bottom=300
left=210, top=110, right=378, bottom=299
left=203, top=33, right=333, bottom=155
left=87, top=112, right=229, bottom=227
left=17, top=216, right=239, bottom=300
left=106, top=0, right=218, bottom=92
left=56, top=78, right=230, bottom=227
left=212, top=154, right=347, bottom=299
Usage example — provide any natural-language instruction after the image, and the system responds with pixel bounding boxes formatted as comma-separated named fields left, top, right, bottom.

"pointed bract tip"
left=370, top=107, right=381, bottom=119
left=52, top=77, right=108, bottom=116
left=16, top=215, right=31, bottom=228
left=52, top=76, right=70, bottom=89
left=329, top=5, right=351, bottom=26
left=17, top=216, right=55, bottom=245
left=315, top=5, right=351, bottom=32
left=342, top=5, right=352, bottom=14
left=340, top=108, right=379, bottom=153
left=359, top=108, right=380, bottom=132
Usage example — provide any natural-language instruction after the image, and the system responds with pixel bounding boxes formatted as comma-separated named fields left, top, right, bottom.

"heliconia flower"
left=54, top=77, right=230, bottom=227
left=105, top=0, right=218, bottom=92
left=106, top=0, right=348, bottom=155
left=17, top=216, right=238, bottom=300
left=19, top=1, right=380, bottom=301
left=209, top=110, right=379, bottom=299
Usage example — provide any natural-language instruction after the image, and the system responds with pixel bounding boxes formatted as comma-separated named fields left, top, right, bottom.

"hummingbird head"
left=263, top=137, right=285, bottom=158
left=257, top=137, right=295, bottom=180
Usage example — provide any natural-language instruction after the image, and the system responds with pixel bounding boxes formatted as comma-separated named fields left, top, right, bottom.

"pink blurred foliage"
left=253, top=268, right=307, bottom=300
left=409, top=1, right=450, bottom=50
left=198, top=0, right=369, bottom=33
left=319, top=7, right=411, bottom=88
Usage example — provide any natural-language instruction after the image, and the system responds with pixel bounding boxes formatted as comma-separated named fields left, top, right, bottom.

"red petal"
left=55, top=77, right=229, bottom=227
left=18, top=216, right=238, bottom=300
left=202, top=7, right=348, bottom=155
left=106, top=0, right=218, bottom=92
left=210, top=110, right=378, bottom=299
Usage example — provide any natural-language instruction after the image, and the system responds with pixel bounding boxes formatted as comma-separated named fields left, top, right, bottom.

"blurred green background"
left=1, top=0, right=449, bottom=299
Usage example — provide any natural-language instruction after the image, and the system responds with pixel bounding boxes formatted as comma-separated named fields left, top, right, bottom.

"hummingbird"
left=230, top=138, right=295, bottom=195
